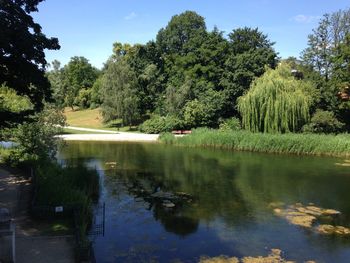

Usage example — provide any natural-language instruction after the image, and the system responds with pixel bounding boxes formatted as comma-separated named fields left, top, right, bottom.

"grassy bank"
left=33, top=162, right=100, bottom=240
left=64, top=107, right=137, bottom=132
left=160, top=129, right=350, bottom=157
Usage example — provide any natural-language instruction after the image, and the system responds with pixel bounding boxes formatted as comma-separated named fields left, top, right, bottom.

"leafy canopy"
left=238, top=63, right=315, bottom=133
left=0, top=0, right=60, bottom=110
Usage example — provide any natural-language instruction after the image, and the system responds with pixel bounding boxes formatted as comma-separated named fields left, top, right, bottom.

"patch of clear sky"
left=32, top=0, right=350, bottom=69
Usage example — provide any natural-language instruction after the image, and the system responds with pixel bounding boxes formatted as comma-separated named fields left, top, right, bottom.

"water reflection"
left=58, top=142, right=350, bottom=263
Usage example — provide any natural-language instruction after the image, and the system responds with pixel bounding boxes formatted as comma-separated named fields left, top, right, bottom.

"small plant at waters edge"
left=158, top=132, right=176, bottom=144
left=219, top=117, right=241, bottom=131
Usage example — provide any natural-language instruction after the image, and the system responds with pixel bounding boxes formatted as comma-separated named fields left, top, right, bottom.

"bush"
left=139, top=115, right=184, bottom=134
left=74, top=88, right=92, bottom=109
left=302, top=109, right=345, bottom=134
left=219, top=117, right=241, bottom=131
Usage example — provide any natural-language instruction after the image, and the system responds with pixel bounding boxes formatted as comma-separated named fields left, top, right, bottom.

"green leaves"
left=100, top=59, right=140, bottom=126
left=238, top=63, right=315, bottom=133
left=0, top=0, right=60, bottom=110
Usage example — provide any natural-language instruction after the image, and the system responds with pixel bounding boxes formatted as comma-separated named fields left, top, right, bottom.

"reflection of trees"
left=58, top=142, right=350, bottom=235
left=59, top=142, right=254, bottom=232
left=105, top=169, right=199, bottom=236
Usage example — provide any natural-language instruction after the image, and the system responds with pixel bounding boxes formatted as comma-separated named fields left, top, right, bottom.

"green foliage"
left=160, top=128, right=350, bottom=157
left=0, top=0, right=60, bottom=111
left=301, top=8, right=350, bottom=131
left=34, top=162, right=99, bottom=242
left=158, top=132, right=176, bottom=144
left=100, top=59, right=140, bottom=126
left=219, top=117, right=241, bottom=131
left=302, top=109, right=345, bottom=134
left=238, top=63, right=315, bottom=133
left=7, top=105, right=66, bottom=165
left=61, top=56, right=99, bottom=109
left=90, top=76, right=103, bottom=106
left=139, top=115, right=183, bottom=134
left=220, top=27, right=278, bottom=116
left=0, top=84, right=33, bottom=112
left=35, top=163, right=99, bottom=206
left=302, top=9, right=350, bottom=81
left=156, top=11, right=206, bottom=55
left=74, top=88, right=92, bottom=109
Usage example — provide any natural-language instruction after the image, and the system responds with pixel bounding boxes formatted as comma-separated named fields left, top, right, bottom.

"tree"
left=156, top=11, right=206, bottom=55
left=46, top=60, right=65, bottom=107
left=62, top=56, right=98, bottom=109
left=100, top=59, right=140, bottom=126
left=221, top=27, right=278, bottom=116
left=238, top=63, right=316, bottom=133
left=9, top=105, right=66, bottom=164
left=302, top=8, right=350, bottom=129
left=0, top=0, right=60, bottom=111
left=302, top=9, right=350, bottom=80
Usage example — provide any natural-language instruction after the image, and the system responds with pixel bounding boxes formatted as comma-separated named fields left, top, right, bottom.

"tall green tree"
left=100, top=59, right=140, bottom=126
left=302, top=8, right=350, bottom=129
left=0, top=0, right=60, bottom=111
left=156, top=11, right=206, bottom=55
left=62, top=56, right=98, bottom=109
left=221, top=27, right=278, bottom=116
left=46, top=60, right=65, bottom=107
left=238, top=63, right=315, bottom=133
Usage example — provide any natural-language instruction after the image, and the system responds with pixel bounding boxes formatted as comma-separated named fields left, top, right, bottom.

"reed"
left=159, top=128, right=350, bottom=157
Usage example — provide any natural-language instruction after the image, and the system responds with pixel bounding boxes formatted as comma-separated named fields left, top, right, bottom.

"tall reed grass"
left=35, top=163, right=100, bottom=239
left=159, top=128, right=350, bottom=157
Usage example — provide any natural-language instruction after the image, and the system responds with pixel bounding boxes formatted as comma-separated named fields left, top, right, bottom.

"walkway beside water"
left=0, top=166, right=74, bottom=263
left=59, top=126, right=159, bottom=142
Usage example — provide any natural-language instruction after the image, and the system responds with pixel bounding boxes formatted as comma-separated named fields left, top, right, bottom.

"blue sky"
left=33, top=0, right=350, bottom=69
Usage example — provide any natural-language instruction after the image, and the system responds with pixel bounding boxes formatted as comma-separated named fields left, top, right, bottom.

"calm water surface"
left=58, top=142, right=350, bottom=263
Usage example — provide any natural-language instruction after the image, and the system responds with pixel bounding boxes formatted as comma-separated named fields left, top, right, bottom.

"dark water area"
left=58, top=141, right=350, bottom=263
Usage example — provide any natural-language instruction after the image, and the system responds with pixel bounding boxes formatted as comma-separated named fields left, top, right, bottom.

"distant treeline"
left=46, top=9, right=350, bottom=134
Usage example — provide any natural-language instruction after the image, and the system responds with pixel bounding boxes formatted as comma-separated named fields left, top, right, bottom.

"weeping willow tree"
left=238, top=63, right=315, bottom=133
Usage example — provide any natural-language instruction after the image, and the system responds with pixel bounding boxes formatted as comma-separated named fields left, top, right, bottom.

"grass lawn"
left=64, top=107, right=138, bottom=132
left=61, top=128, right=112, bottom=134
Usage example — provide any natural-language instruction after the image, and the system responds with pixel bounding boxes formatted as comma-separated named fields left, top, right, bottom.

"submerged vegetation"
left=159, top=128, right=350, bottom=157
left=200, top=248, right=314, bottom=263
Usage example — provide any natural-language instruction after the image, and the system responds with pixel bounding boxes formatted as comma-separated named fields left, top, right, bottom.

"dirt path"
left=0, top=166, right=75, bottom=263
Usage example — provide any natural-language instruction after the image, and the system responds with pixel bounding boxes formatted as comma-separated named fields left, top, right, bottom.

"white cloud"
left=292, top=14, right=321, bottom=24
left=124, top=12, right=137, bottom=20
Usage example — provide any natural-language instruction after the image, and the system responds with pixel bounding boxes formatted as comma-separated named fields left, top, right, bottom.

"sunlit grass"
left=64, top=107, right=137, bottom=132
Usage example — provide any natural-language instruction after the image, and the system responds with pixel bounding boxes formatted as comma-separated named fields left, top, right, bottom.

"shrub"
left=139, top=115, right=184, bottom=134
left=302, top=109, right=345, bottom=134
left=219, top=117, right=241, bottom=131
left=74, top=88, right=92, bottom=109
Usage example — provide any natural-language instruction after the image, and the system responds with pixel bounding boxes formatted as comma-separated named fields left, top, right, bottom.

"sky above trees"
left=33, top=0, right=350, bottom=68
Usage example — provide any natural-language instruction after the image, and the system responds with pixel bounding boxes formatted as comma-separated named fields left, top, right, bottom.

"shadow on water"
left=58, top=141, right=350, bottom=263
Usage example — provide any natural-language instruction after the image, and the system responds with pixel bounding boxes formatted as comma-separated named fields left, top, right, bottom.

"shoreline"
left=57, top=133, right=159, bottom=142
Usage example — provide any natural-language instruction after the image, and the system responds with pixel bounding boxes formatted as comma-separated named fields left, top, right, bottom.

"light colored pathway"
left=59, top=126, right=159, bottom=142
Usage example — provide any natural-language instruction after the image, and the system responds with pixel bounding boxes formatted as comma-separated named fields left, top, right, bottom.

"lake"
left=58, top=141, right=350, bottom=263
